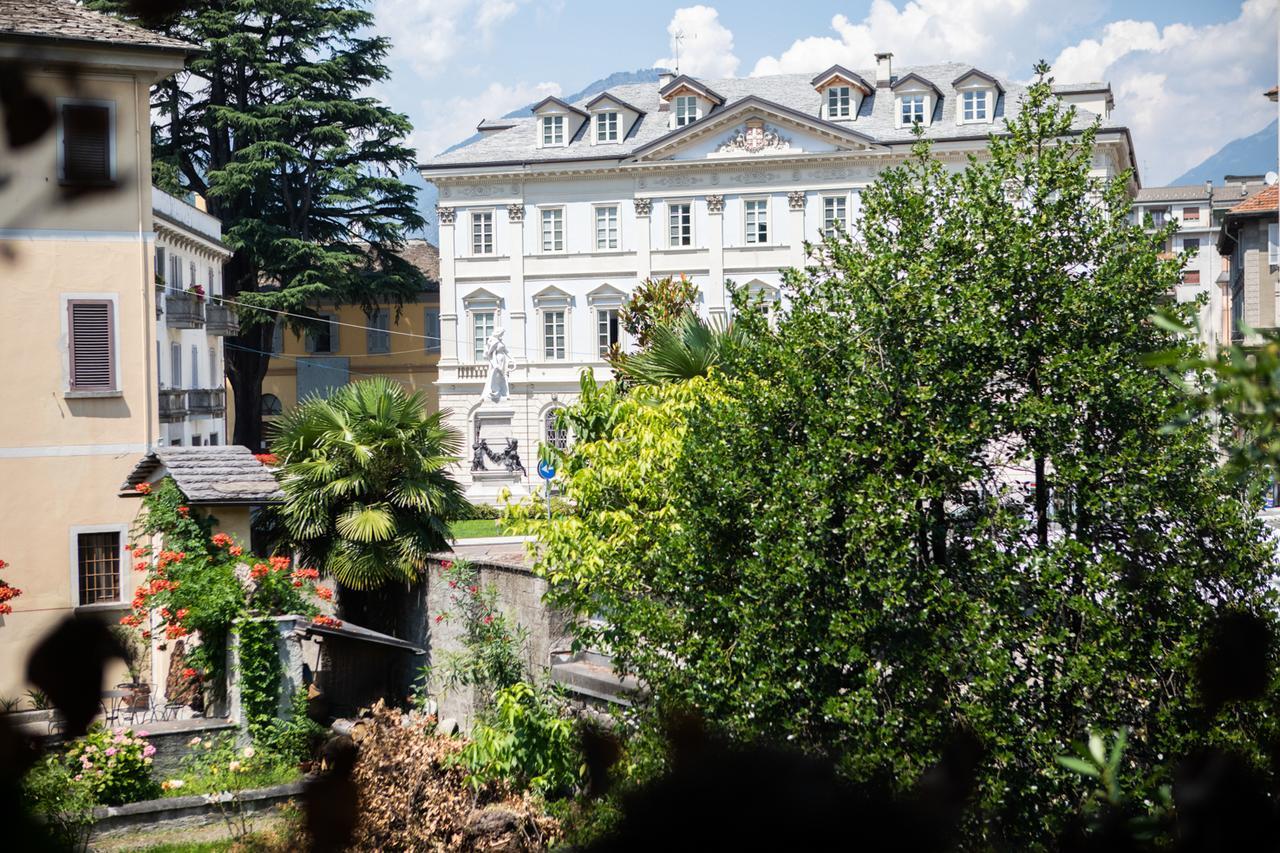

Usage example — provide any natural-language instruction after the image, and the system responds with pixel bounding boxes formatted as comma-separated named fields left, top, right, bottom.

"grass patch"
left=131, top=842, right=234, bottom=853
left=161, top=762, right=298, bottom=798
left=450, top=519, right=507, bottom=539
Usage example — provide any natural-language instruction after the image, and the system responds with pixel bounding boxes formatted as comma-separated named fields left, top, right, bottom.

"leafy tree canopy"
left=511, top=64, right=1280, bottom=845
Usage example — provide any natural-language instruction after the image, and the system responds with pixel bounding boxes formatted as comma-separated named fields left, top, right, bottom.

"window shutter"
left=67, top=300, right=114, bottom=390
left=329, top=315, right=340, bottom=351
left=191, top=344, right=199, bottom=388
left=272, top=321, right=284, bottom=355
left=1269, top=223, right=1279, bottom=266
left=61, top=104, right=111, bottom=184
left=425, top=309, right=441, bottom=353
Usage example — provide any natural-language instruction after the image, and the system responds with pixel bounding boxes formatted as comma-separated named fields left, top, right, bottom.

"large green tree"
left=516, top=66, right=1280, bottom=844
left=89, top=0, right=427, bottom=448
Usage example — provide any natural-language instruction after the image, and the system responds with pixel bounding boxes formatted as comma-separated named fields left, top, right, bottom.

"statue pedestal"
left=468, top=468, right=529, bottom=503
left=468, top=406, right=529, bottom=504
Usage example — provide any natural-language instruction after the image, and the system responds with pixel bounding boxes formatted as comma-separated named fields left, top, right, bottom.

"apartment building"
left=153, top=187, right=235, bottom=447
left=0, top=2, right=193, bottom=699
left=421, top=55, right=1137, bottom=502
left=1218, top=182, right=1280, bottom=346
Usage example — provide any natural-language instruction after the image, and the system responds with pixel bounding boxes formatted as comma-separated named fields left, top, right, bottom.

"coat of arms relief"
left=715, top=119, right=793, bottom=155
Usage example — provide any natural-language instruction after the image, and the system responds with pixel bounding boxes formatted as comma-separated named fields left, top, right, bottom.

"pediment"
left=462, top=287, right=503, bottom=308
left=586, top=283, right=627, bottom=306
left=630, top=96, right=883, bottom=163
left=532, top=285, right=573, bottom=307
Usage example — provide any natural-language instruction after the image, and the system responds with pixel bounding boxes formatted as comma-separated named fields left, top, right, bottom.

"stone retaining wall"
left=91, top=780, right=305, bottom=838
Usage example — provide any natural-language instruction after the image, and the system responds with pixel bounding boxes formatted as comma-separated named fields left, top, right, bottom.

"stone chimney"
left=658, top=69, right=675, bottom=88
left=875, top=52, right=894, bottom=88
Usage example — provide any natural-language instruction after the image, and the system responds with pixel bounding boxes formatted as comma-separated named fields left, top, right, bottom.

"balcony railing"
left=158, top=389, right=187, bottom=422
left=206, top=303, right=239, bottom=337
left=165, top=291, right=205, bottom=329
left=457, top=364, right=487, bottom=379
left=187, top=388, right=226, bottom=417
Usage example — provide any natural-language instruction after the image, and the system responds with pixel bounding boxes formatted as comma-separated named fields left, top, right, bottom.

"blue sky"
left=372, top=0, right=1277, bottom=193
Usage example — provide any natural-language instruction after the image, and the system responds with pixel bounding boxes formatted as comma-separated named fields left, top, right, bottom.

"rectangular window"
left=1269, top=223, right=1280, bottom=266
left=1183, top=238, right=1200, bottom=254
left=595, top=205, right=619, bottom=250
left=189, top=261, right=197, bottom=289
left=669, top=202, right=692, bottom=247
left=190, top=344, right=199, bottom=388
left=471, top=211, right=494, bottom=255
left=59, top=101, right=113, bottom=185
left=961, top=90, right=988, bottom=122
left=674, top=96, right=698, bottom=127
left=822, top=196, right=848, bottom=238
left=1183, top=270, right=1202, bottom=284
left=1150, top=208, right=1169, bottom=227
left=827, top=86, right=851, bottom=118
left=306, top=313, right=338, bottom=354
left=192, top=435, right=203, bottom=447
left=170, top=254, right=183, bottom=288
left=596, top=111, right=619, bottom=142
left=1183, top=206, right=1200, bottom=221
left=367, top=309, right=391, bottom=354
left=209, top=348, right=218, bottom=389
left=170, top=342, right=181, bottom=389
left=424, top=308, right=441, bottom=353
left=900, top=95, right=926, bottom=125
left=67, top=299, right=115, bottom=391
left=541, top=208, right=564, bottom=252
left=744, top=198, right=769, bottom=244
left=473, top=311, right=495, bottom=361
left=597, top=308, right=620, bottom=357
left=155, top=246, right=166, bottom=285
left=77, top=530, right=121, bottom=606
left=543, top=310, right=566, bottom=360
left=542, top=115, right=565, bottom=145
left=208, top=434, right=219, bottom=446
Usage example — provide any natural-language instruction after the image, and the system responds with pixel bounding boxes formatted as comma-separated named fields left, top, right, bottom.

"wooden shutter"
left=61, top=104, right=111, bottom=184
left=67, top=300, right=114, bottom=390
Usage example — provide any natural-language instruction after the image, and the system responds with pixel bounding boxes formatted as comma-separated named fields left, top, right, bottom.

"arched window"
left=545, top=408, right=569, bottom=451
left=261, top=394, right=283, bottom=416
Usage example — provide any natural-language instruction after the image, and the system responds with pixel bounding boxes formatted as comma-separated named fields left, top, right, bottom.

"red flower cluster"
left=119, top=613, right=144, bottom=628
left=156, top=550, right=186, bottom=569
left=181, top=667, right=199, bottom=680
left=250, top=562, right=270, bottom=580
left=316, top=586, right=333, bottom=601
left=134, top=482, right=152, bottom=495
left=483, top=614, right=493, bottom=625
left=0, top=560, right=22, bottom=615
left=292, top=567, right=319, bottom=580
left=211, top=533, right=232, bottom=548
left=229, top=545, right=243, bottom=557
left=270, top=555, right=291, bottom=572
left=133, top=560, right=149, bottom=572
left=312, top=615, right=343, bottom=629
left=435, top=614, right=445, bottom=624
left=254, top=453, right=279, bottom=466
left=177, top=506, right=190, bottom=518
left=440, top=560, right=453, bottom=570
left=165, top=623, right=188, bottom=640
left=130, top=545, right=150, bottom=558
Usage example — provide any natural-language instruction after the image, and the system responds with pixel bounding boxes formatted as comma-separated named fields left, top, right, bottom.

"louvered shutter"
left=68, top=300, right=114, bottom=390
left=61, top=104, right=111, bottom=184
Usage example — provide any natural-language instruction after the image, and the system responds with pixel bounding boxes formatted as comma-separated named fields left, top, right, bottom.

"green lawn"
left=450, top=519, right=507, bottom=539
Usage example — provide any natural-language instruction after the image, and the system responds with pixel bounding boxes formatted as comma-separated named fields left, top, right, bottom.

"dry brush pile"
left=346, top=702, right=561, bottom=852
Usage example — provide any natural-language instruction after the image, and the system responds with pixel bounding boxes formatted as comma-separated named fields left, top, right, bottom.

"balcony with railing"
left=206, top=303, right=239, bottom=337
left=159, top=389, right=188, bottom=422
left=165, top=291, right=205, bottom=329
left=187, top=388, right=226, bottom=417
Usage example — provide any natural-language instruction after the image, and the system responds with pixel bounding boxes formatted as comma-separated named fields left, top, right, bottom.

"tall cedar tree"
left=89, top=0, right=426, bottom=448
left=515, top=65, right=1280, bottom=845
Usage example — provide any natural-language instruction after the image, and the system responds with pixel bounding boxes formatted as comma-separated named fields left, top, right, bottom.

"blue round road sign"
left=537, top=460, right=556, bottom=480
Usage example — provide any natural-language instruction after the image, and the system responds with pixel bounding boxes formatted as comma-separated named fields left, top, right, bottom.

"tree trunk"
left=1034, top=454, right=1049, bottom=549
left=228, top=337, right=269, bottom=450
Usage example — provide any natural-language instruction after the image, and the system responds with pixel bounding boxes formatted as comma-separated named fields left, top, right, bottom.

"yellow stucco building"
left=0, top=3, right=194, bottom=702
left=252, top=240, right=441, bottom=445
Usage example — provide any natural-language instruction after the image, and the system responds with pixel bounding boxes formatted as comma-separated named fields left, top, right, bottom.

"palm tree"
left=270, top=377, right=468, bottom=591
left=613, top=309, right=745, bottom=386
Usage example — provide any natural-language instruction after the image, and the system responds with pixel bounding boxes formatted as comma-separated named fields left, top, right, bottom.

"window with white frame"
left=57, top=99, right=115, bottom=186
left=541, top=207, right=565, bottom=252
left=822, top=196, right=848, bottom=237
left=596, top=111, right=619, bottom=142
left=473, top=311, right=495, bottom=361
left=961, top=90, right=988, bottom=122
left=744, top=198, right=768, bottom=244
left=542, top=115, right=565, bottom=146
left=471, top=210, right=494, bottom=254
left=543, top=310, right=566, bottom=359
left=67, top=298, right=116, bottom=392
left=1269, top=223, right=1279, bottom=266
left=75, top=527, right=124, bottom=606
left=595, top=205, right=619, bottom=250
left=899, top=94, right=926, bottom=126
left=826, top=86, right=852, bottom=119
left=545, top=408, right=569, bottom=450
left=597, top=307, right=620, bottom=357
left=674, top=96, right=698, bottom=127
left=669, top=202, right=692, bottom=247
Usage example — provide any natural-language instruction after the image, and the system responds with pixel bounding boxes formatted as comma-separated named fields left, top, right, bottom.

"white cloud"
left=655, top=6, right=739, bottom=78
left=413, top=80, right=562, bottom=158
left=375, top=0, right=523, bottom=77
left=1050, top=0, right=1277, bottom=184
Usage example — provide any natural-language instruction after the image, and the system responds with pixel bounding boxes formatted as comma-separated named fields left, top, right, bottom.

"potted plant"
left=189, top=282, right=206, bottom=302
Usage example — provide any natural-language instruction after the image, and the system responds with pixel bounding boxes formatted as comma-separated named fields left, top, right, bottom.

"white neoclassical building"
left=420, top=54, right=1137, bottom=502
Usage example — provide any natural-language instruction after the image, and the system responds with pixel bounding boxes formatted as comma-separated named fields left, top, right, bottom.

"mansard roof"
left=423, top=61, right=1118, bottom=170
left=809, top=65, right=873, bottom=93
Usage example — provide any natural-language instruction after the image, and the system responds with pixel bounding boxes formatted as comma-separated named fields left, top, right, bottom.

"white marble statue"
left=482, top=328, right=511, bottom=403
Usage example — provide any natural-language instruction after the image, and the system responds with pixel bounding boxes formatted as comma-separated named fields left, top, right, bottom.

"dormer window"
left=961, top=90, right=988, bottom=122
left=826, top=86, right=852, bottom=119
left=596, top=111, right=619, bottom=143
left=542, top=115, right=565, bottom=146
left=674, top=96, right=698, bottom=128
left=900, top=95, right=926, bottom=126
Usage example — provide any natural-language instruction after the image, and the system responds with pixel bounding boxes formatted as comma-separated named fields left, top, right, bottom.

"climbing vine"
left=236, top=616, right=283, bottom=740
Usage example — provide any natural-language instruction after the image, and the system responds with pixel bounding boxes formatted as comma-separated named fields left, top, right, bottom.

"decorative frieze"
left=440, top=182, right=521, bottom=200
left=507, top=204, right=525, bottom=222
left=436, top=205, right=456, bottom=225
left=787, top=191, right=806, bottom=211
left=716, top=119, right=793, bottom=155
left=706, top=194, right=724, bottom=214
left=633, top=198, right=652, bottom=216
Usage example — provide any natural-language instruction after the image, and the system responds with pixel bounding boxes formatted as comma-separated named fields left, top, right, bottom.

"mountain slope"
left=1172, top=119, right=1277, bottom=185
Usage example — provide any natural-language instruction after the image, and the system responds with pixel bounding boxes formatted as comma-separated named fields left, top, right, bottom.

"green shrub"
left=462, top=502, right=501, bottom=520
left=163, top=733, right=297, bottom=796
left=260, top=687, right=326, bottom=764
left=22, top=757, right=96, bottom=850
left=65, top=726, right=160, bottom=805
left=457, top=681, right=579, bottom=796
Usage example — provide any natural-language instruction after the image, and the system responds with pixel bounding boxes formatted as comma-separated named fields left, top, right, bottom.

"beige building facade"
left=0, top=5, right=193, bottom=702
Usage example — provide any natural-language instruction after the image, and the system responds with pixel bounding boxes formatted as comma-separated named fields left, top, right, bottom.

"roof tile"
left=121, top=446, right=284, bottom=504
left=0, top=0, right=194, bottom=53
left=1231, top=184, right=1278, bottom=215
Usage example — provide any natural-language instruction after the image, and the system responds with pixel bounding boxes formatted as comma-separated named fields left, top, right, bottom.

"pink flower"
left=105, top=747, right=116, bottom=757
left=143, top=744, right=156, bottom=757
left=74, top=774, right=83, bottom=781
left=138, top=730, right=149, bottom=737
